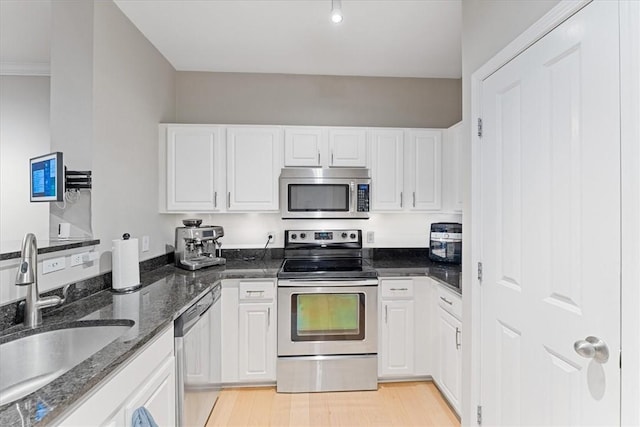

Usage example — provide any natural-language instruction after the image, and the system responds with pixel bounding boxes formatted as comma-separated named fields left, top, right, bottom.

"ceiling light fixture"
left=331, top=0, right=343, bottom=24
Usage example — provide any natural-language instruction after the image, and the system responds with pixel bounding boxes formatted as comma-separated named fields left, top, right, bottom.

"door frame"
left=467, top=1, right=640, bottom=425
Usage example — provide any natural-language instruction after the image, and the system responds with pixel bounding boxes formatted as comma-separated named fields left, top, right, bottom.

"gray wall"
left=459, top=0, right=560, bottom=425
left=92, top=0, right=176, bottom=272
left=176, top=72, right=461, bottom=128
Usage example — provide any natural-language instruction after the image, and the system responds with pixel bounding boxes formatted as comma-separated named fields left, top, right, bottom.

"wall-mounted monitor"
left=30, top=152, right=64, bottom=202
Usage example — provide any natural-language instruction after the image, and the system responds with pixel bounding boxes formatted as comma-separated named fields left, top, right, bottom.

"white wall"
left=169, top=212, right=461, bottom=250
left=0, top=76, right=50, bottom=244
left=460, top=0, right=559, bottom=425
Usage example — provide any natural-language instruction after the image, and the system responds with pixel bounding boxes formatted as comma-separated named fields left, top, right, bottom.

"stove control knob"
left=341, top=232, right=348, bottom=238
left=291, top=233, right=297, bottom=240
left=300, top=233, right=306, bottom=239
left=350, top=233, right=357, bottom=239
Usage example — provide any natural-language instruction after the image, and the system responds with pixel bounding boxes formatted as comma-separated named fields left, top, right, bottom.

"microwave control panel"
left=357, top=184, right=370, bottom=212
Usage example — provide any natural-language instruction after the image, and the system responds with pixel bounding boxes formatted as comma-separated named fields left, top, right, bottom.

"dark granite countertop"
left=0, top=254, right=458, bottom=426
left=0, top=239, right=101, bottom=261
left=369, top=257, right=461, bottom=295
left=0, top=258, right=280, bottom=426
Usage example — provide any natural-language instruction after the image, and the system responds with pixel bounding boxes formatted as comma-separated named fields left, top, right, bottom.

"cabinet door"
left=379, top=299, right=415, bottom=377
left=442, top=122, right=463, bottom=213
left=238, top=302, right=276, bottom=382
left=124, top=357, right=176, bottom=427
left=166, top=126, right=223, bottom=211
left=184, top=307, right=211, bottom=385
left=451, top=123, right=463, bottom=212
left=220, top=285, right=239, bottom=383
left=328, top=128, right=367, bottom=167
left=370, top=129, right=404, bottom=211
left=284, top=127, right=325, bottom=167
left=227, top=126, right=282, bottom=211
left=437, top=306, right=461, bottom=413
left=406, top=129, right=442, bottom=210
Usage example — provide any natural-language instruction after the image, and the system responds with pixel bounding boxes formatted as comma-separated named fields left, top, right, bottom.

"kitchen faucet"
left=15, top=233, right=65, bottom=328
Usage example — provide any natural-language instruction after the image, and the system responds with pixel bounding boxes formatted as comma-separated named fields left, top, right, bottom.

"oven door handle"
left=278, top=279, right=378, bottom=287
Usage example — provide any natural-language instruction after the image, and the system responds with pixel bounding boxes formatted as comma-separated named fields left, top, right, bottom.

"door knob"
left=573, top=336, right=609, bottom=363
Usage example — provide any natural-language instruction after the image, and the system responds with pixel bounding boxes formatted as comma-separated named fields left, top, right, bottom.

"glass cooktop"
left=278, top=257, right=377, bottom=279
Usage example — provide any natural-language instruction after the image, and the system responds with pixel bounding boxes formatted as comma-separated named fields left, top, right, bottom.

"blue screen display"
left=30, top=152, right=62, bottom=202
left=31, top=157, right=57, bottom=198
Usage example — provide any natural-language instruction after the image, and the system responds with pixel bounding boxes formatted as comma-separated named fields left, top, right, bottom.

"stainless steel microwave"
left=280, top=168, right=371, bottom=219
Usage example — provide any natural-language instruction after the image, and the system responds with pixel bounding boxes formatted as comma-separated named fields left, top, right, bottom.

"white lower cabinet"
left=221, top=279, right=276, bottom=384
left=57, top=326, right=175, bottom=427
left=238, top=302, right=275, bottom=381
left=433, top=283, right=462, bottom=415
left=380, top=298, right=415, bottom=377
left=378, top=278, right=431, bottom=379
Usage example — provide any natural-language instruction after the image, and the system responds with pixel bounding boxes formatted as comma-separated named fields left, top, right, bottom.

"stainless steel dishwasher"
left=175, top=284, right=221, bottom=427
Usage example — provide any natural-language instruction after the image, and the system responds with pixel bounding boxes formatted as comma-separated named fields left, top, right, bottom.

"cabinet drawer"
left=239, top=280, right=275, bottom=301
left=381, top=279, right=414, bottom=299
left=435, top=285, right=461, bottom=319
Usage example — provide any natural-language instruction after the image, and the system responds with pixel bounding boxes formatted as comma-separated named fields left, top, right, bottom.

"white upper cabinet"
left=370, top=129, right=404, bottom=211
left=442, top=122, right=463, bottom=212
left=405, top=129, right=442, bottom=211
left=328, top=128, right=368, bottom=167
left=226, top=126, right=283, bottom=211
left=164, top=125, right=224, bottom=212
left=284, top=127, right=325, bottom=167
left=284, top=126, right=367, bottom=168
left=370, top=128, right=444, bottom=212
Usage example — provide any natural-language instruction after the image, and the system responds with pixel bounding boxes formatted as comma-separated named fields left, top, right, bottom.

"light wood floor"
left=206, top=382, right=460, bottom=427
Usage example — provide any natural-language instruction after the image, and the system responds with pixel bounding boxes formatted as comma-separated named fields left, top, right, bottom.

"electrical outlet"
left=71, top=251, right=99, bottom=267
left=142, top=235, right=150, bottom=252
left=266, top=231, right=275, bottom=243
left=70, top=253, right=84, bottom=267
left=43, top=257, right=66, bottom=274
left=367, top=231, right=375, bottom=243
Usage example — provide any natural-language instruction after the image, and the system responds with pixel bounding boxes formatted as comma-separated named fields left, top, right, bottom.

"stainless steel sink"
left=0, top=320, right=134, bottom=406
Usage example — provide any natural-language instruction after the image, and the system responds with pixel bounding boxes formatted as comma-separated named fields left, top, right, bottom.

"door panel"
left=480, top=2, right=621, bottom=425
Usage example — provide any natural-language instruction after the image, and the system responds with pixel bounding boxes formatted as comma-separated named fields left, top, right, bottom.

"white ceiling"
left=0, top=0, right=462, bottom=79
left=113, top=0, right=462, bottom=79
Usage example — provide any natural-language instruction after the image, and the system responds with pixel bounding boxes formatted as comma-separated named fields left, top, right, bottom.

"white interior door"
left=479, top=2, right=621, bottom=425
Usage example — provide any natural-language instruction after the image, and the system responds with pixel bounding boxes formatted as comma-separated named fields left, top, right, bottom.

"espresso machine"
left=175, top=219, right=226, bottom=270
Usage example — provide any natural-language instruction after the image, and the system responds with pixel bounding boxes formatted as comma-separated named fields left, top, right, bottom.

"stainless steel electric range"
left=276, top=229, right=378, bottom=393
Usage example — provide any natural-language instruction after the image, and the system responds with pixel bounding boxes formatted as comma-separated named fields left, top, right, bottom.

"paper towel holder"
left=111, top=232, right=141, bottom=293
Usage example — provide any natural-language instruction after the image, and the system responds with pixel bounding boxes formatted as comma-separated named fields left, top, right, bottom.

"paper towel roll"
left=112, top=236, right=140, bottom=291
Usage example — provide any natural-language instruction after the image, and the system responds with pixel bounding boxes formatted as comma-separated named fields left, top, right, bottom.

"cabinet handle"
left=400, top=192, right=403, bottom=208
left=390, top=288, right=408, bottom=291
left=331, top=150, right=334, bottom=165
left=227, top=192, right=231, bottom=209
left=214, top=191, right=217, bottom=208
left=246, top=290, right=264, bottom=296
left=385, top=305, right=388, bottom=324
left=268, top=307, right=271, bottom=328
left=455, top=327, right=461, bottom=349
left=413, top=192, right=416, bottom=207
left=440, top=296, right=453, bottom=305
left=317, top=151, right=321, bottom=165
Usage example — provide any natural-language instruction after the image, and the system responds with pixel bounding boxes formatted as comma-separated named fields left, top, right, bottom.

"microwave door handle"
left=351, top=182, right=356, bottom=213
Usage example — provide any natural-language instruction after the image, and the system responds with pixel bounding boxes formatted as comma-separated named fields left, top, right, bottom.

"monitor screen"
left=30, top=152, right=64, bottom=202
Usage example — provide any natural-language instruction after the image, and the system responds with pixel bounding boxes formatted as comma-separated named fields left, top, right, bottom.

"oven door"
left=277, top=280, right=378, bottom=356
